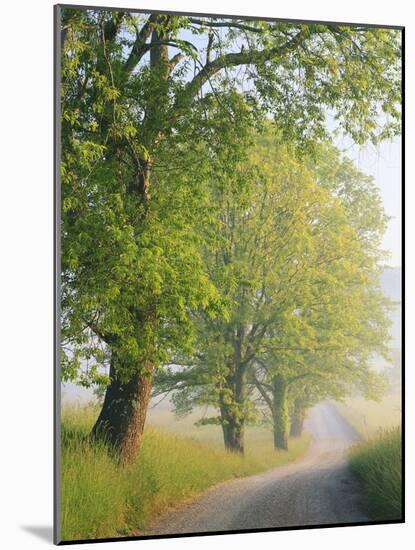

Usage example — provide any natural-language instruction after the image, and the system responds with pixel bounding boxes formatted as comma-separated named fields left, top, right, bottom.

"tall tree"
left=60, top=7, right=401, bottom=462
left=251, top=142, right=392, bottom=450
left=155, top=131, right=390, bottom=452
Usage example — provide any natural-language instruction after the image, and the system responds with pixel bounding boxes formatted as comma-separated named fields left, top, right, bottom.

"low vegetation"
left=349, top=427, right=402, bottom=521
left=61, top=405, right=309, bottom=541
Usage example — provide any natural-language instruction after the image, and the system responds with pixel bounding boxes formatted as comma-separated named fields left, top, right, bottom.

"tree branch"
left=168, top=52, right=185, bottom=75
left=124, top=14, right=158, bottom=74
left=87, top=322, right=118, bottom=346
left=188, top=18, right=272, bottom=34
left=252, top=374, right=273, bottom=411
left=182, top=28, right=306, bottom=102
left=103, top=11, right=125, bottom=43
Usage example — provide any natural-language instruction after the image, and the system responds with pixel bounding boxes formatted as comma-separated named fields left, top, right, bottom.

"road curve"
left=146, top=402, right=368, bottom=535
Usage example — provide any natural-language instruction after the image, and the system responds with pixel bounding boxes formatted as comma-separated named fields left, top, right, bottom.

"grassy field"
left=147, top=403, right=286, bottom=448
left=61, top=404, right=310, bottom=541
left=335, top=394, right=401, bottom=438
left=349, top=428, right=402, bottom=520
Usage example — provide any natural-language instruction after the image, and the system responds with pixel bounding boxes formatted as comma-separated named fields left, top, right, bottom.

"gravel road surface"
left=146, top=402, right=368, bottom=535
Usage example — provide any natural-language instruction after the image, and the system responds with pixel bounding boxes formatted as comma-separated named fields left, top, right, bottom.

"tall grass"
left=61, top=405, right=309, bottom=541
left=349, top=427, right=402, bottom=521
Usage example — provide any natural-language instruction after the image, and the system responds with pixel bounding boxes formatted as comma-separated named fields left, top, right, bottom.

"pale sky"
left=341, top=137, right=402, bottom=267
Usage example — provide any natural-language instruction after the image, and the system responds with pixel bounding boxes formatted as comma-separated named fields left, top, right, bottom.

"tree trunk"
left=272, top=374, right=289, bottom=450
left=89, top=28, right=170, bottom=466
left=290, top=398, right=306, bottom=437
left=218, top=324, right=248, bottom=454
left=219, top=403, right=244, bottom=454
left=91, top=357, right=153, bottom=464
left=221, top=419, right=244, bottom=453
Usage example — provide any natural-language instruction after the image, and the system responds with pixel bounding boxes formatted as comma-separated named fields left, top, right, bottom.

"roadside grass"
left=335, top=394, right=401, bottom=438
left=61, top=404, right=310, bottom=541
left=349, top=427, right=402, bottom=521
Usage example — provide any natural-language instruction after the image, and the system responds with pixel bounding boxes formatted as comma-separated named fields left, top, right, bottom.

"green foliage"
left=61, top=11, right=243, bottom=384
left=159, top=127, right=391, bottom=440
left=60, top=9, right=401, bottom=390
left=252, top=25, right=401, bottom=147
left=249, top=131, right=391, bottom=426
left=349, top=427, right=402, bottom=520
left=61, top=405, right=309, bottom=540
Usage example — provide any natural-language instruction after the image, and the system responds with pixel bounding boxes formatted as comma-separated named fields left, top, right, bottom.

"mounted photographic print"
left=54, top=3, right=404, bottom=544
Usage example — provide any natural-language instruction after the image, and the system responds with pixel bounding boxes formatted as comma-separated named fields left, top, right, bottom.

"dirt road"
left=147, top=402, right=368, bottom=535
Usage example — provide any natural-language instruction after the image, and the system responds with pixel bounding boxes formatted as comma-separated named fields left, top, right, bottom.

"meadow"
left=336, top=394, right=401, bottom=438
left=61, top=404, right=309, bottom=541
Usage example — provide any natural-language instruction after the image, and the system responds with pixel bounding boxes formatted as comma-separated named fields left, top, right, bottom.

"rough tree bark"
left=91, top=356, right=153, bottom=464
left=219, top=402, right=245, bottom=454
left=219, top=328, right=247, bottom=454
left=272, top=374, right=289, bottom=450
left=219, top=372, right=245, bottom=454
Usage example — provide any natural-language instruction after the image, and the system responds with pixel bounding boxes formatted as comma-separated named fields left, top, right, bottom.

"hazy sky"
left=342, top=137, right=402, bottom=267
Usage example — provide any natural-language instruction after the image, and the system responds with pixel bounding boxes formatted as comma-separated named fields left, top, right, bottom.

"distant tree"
left=154, top=130, right=390, bottom=452
left=251, top=142, right=391, bottom=450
